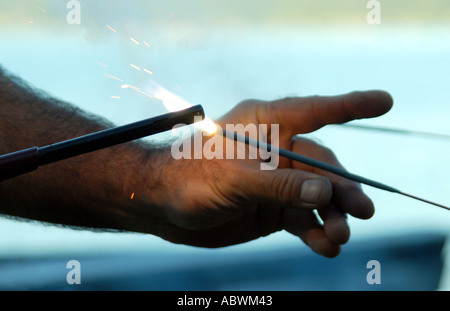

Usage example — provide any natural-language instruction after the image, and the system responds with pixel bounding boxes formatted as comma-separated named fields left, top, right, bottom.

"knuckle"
left=319, top=146, right=336, bottom=159
left=236, top=99, right=263, bottom=109
left=272, top=170, right=304, bottom=205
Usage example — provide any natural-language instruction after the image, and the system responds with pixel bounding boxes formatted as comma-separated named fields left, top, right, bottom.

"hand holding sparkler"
left=137, top=91, right=393, bottom=257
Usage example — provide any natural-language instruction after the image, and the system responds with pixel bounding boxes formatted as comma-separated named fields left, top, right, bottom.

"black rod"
left=0, top=105, right=204, bottom=181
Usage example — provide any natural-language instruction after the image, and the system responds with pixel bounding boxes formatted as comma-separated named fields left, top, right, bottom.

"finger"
left=282, top=208, right=341, bottom=258
left=318, top=203, right=350, bottom=245
left=237, top=166, right=333, bottom=210
left=291, top=136, right=375, bottom=219
left=261, top=90, right=393, bottom=137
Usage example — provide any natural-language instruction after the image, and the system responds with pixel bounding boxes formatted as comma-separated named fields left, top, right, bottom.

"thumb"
left=240, top=168, right=333, bottom=209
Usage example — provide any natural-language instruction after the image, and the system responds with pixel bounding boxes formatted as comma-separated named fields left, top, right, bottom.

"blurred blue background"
left=0, top=0, right=449, bottom=290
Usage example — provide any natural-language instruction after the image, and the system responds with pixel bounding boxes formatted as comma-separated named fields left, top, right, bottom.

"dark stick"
left=0, top=105, right=204, bottom=181
left=221, top=129, right=450, bottom=211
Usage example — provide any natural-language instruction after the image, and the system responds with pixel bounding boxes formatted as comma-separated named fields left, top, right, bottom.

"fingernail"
left=300, top=179, right=325, bottom=203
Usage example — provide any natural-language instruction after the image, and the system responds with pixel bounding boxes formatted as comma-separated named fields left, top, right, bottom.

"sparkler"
left=140, top=81, right=448, bottom=210
left=219, top=129, right=450, bottom=211
left=336, top=123, right=450, bottom=141
left=0, top=105, right=204, bottom=182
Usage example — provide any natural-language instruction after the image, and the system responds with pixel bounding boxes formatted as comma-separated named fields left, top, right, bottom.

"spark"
left=121, top=84, right=139, bottom=90
left=145, top=81, right=217, bottom=134
left=121, top=84, right=154, bottom=99
left=130, top=37, right=140, bottom=45
left=131, top=89, right=154, bottom=98
left=104, top=74, right=124, bottom=82
left=130, top=193, right=135, bottom=199
left=106, top=25, right=117, bottom=33
left=143, top=41, right=151, bottom=48
left=130, top=64, right=141, bottom=71
left=134, top=89, right=154, bottom=99
left=36, top=6, right=47, bottom=12
left=144, top=69, right=153, bottom=75
left=96, top=61, right=108, bottom=68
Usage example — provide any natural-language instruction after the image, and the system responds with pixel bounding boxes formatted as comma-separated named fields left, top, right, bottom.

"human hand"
left=129, top=91, right=393, bottom=258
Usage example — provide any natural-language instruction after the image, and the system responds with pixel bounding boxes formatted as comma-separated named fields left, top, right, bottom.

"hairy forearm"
left=0, top=67, right=164, bottom=231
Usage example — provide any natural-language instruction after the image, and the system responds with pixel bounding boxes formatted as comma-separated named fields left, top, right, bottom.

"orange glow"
left=130, top=193, right=135, bottom=199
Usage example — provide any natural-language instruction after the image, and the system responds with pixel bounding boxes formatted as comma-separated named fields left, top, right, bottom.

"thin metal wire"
left=336, top=124, right=450, bottom=141
left=399, top=192, right=450, bottom=211
left=220, top=129, right=450, bottom=211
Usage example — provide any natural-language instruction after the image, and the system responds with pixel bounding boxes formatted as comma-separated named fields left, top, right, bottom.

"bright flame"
left=144, top=81, right=217, bottom=134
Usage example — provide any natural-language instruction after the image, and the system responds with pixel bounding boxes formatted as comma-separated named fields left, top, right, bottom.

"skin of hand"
left=124, top=91, right=393, bottom=258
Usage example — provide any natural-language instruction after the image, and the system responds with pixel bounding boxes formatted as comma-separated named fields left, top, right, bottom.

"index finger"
left=290, top=136, right=375, bottom=219
left=262, top=90, right=393, bottom=137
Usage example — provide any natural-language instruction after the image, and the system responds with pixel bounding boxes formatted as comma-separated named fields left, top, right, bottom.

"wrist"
left=109, top=142, right=172, bottom=235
